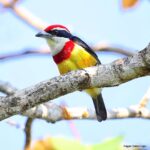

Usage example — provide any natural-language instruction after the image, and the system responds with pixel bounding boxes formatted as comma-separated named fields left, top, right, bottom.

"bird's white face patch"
left=46, top=37, right=69, bottom=56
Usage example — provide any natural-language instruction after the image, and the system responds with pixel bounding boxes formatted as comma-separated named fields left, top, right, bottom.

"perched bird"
left=36, top=25, right=107, bottom=122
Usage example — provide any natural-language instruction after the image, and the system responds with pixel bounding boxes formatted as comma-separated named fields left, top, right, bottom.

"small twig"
left=0, top=0, right=48, bottom=30
left=0, top=80, right=17, bottom=95
left=0, top=48, right=50, bottom=61
left=93, top=43, right=135, bottom=56
left=24, top=118, right=34, bottom=150
left=139, top=87, right=150, bottom=108
left=6, top=119, right=24, bottom=130
left=0, top=80, right=34, bottom=150
left=0, top=44, right=136, bottom=61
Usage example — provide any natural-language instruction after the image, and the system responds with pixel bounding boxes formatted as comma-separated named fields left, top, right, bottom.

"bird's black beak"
left=35, top=31, right=52, bottom=39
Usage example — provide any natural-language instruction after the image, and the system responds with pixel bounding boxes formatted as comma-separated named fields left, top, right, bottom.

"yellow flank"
left=57, top=44, right=97, bottom=74
left=57, top=44, right=100, bottom=98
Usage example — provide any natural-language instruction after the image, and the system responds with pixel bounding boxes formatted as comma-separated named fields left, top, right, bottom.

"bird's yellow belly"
left=57, top=44, right=100, bottom=97
left=57, top=44, right=97, bottom=74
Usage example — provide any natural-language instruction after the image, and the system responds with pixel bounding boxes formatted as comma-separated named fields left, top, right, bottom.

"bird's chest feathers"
left=53, top=40, right=74, bottom=64
left=53, top=42, right=97, bottom=74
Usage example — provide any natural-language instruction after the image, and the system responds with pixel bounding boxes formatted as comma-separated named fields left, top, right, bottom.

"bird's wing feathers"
left=70, top=36, right=101, bottom=64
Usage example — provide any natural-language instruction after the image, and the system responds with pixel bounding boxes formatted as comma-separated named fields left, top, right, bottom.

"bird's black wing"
left=70, top=36, right=101, bottom=64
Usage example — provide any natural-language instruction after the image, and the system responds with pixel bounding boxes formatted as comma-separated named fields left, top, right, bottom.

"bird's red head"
left=44, top=24, right=70, bottom=33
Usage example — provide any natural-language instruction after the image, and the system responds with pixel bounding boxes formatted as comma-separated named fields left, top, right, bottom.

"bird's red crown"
left=44, top=24, right=70, bottom=32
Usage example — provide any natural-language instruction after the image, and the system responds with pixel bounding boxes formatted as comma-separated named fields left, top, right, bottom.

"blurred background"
left=0, top=0, right=150, bottom=149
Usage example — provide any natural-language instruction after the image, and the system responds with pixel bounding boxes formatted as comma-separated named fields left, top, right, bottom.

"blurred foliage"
left=122, top=0, right=139, bottom=9
left=27, top=136, right=123, bottom=150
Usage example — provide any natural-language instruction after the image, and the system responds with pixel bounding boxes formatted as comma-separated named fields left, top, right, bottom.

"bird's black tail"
left=92, top=93, right=107, bottom=122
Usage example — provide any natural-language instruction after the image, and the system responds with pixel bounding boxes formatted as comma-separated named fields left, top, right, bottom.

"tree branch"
left=139, top=87, right=150, bottom=108
left=1, top=80, right=150, bottom=123
left=0, top=80, right=17, bottom=95
left=93, top=43, right=135, bottom=56
left=0, top=44, right=135, bottom=62
left=0, top=48, right=50, bottom=61
left=0, top=43, right=150, bottom=121
left=24, top=118, right=34, bottom=150
left=23, top=103, right=150, bottom=122
left=0, top=0, right=48, bottom=30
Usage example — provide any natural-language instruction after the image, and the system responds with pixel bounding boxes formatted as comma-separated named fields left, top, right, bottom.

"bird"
left=35, top=24, right=107, bottom=122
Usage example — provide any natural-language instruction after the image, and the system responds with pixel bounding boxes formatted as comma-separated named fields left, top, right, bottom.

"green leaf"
left=89, top=136, right=124, bottom=150
left=52, top=137, right=87, bottom=150
left=49, top=136, right=124, bottom=150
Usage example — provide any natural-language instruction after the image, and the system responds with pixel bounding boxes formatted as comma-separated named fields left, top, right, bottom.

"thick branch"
left=0, top=44, right=150, bottom=120
left=1, top=82, right=150, bottom=123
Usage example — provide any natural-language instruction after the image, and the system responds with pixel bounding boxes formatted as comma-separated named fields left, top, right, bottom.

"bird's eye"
left=52, top=30, right=59, bottom=35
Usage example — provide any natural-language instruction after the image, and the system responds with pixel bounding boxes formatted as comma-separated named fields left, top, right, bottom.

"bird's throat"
left=53, top=40, right=74, bottom=64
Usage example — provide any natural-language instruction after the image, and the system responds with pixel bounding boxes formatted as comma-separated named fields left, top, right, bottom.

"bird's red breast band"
left=53, top=40, right=74, bottom=64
